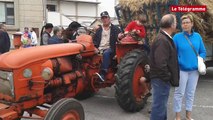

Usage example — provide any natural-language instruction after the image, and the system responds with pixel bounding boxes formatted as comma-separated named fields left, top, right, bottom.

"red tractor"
left=0, top=31, right=150, bottom=119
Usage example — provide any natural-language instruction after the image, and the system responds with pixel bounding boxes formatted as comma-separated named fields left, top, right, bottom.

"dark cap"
left=100, top=11, right=110, bottom=18
left=68, top=21, right=81, bottom=30
left=44, top=23, right=53, bottom=29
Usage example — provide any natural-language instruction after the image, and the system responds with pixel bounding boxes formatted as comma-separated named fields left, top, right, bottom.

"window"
left=0, top=2, right=14, bottom=25
left=47, top=4, right=56, bottom=12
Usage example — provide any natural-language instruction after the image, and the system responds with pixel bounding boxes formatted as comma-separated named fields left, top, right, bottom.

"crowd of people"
left=0, top=20, right=82, bottom=51
left=18, top=20, right=82, bottom=48
left=0, top=10, right=207, bottom=120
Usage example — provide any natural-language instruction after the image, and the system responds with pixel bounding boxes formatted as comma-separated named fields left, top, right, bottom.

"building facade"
left=0, top=0, right=44, bottom=36
left=0, top=0, right=118, bottom=47
left=47, top=0, right=119, bottom=27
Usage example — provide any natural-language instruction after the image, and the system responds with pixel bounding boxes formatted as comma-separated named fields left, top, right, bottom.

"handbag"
left=184, top=35, right=206, bottom=75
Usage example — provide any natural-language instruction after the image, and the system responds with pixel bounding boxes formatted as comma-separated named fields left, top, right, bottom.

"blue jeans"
left=150, top=78, right=170, bottom=120
left=173, top=70, right=199, bottom=112
left=101, top=48, right=112, bottom=71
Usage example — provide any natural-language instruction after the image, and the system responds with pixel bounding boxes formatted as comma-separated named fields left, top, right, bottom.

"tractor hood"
left=0, top=43, right=95, bottom=69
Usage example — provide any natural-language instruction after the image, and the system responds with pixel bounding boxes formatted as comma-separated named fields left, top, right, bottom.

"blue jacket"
left=93, top=24, right=121, bottom=54
left=173, top=31, right=206, bottom=71
left=48, top=35, right=63, bottom=44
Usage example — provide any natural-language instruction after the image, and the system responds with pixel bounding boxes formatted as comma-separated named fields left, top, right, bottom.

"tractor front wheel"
left=44, top=98, right=84, bottom=120
left=115, top=49, right=150, bottom=112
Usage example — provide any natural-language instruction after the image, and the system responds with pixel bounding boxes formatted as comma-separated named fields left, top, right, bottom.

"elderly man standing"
left=150, top=14, right=179, bottom=120
left=93, top=11, right=121, bottom=81
left=0, top=23, right=10, bottom=54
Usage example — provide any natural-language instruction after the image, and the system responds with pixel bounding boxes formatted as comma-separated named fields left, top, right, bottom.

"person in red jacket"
left=124, top=14, right=146, bottom=38
left=118, top=14, right=147, bottom=43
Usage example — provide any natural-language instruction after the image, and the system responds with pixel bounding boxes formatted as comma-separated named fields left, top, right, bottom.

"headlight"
left=0, top=71, right=14, bottom=97
left=41, top=67, right=53, bottom=80
left=23, top=69, right=32, bottom=78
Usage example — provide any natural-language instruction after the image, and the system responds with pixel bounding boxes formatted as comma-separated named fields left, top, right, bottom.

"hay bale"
left=119, top=0, right=169, bottom=12
left=118, top=0, right=145, bottom=12
left=191, top=0, right=213, bottom=42
left=118, top=0, right=213, bottom=42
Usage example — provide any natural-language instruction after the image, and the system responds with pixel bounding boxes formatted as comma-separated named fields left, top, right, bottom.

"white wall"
left=47, top=12, right=73, bottom=27
left=78, top=3, right=96, bottom=16
left=47, top=12, right=61, bottom=26
left=61, top=1, right=76, bottom=15
left=47, top=0, right=119, bottom=27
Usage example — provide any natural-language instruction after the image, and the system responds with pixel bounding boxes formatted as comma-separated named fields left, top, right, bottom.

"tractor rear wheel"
left=44, top=98, right=84, bottom=120
left=115, top=49, right=150, bottom=112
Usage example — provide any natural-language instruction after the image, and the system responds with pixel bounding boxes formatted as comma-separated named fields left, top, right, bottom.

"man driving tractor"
left=93, top=11, right=121, bottom=81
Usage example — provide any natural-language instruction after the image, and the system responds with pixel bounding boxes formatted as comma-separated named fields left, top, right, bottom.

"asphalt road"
left=80, top=68, right=213, bottom=120
left=22, top=68, right=213, bottom=120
